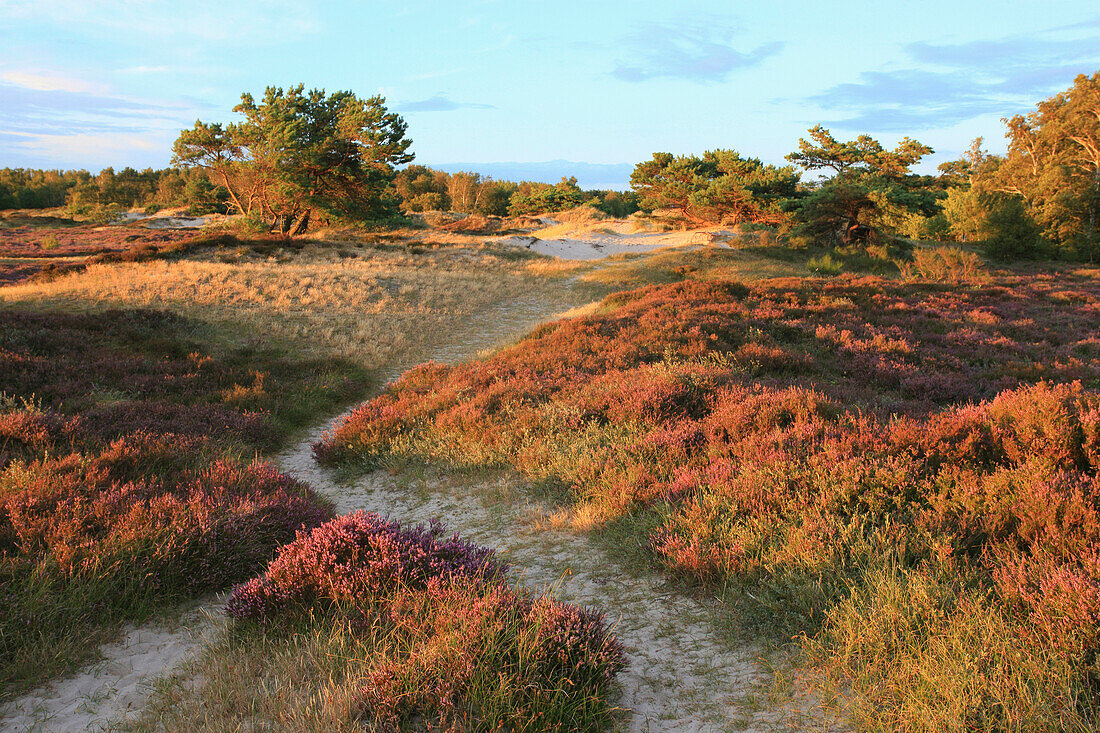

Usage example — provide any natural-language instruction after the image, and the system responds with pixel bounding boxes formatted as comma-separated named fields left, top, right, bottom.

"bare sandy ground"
left=117, top=210, right=220, bottom=229
left=496, top=218, right=738, bottom=260
left=0, top=600, right=222, bottom=732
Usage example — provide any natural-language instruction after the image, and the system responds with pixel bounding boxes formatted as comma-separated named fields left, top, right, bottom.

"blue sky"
left=1, top=0, right=1098, bottom=188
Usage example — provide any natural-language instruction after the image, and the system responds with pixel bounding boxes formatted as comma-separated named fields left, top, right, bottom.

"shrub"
left=807, top=252, right=843, bottom=275
left=226, top=511, right=502, bottom=621
left=0, top=306, right=364, bottom=689
left=226, top=513, right=624, bottom=730
left=900, top=245, right=986, bottom=283
left=983, top=194, right=1048, bottom=260
left=315, top=270, right=1100, bottom=728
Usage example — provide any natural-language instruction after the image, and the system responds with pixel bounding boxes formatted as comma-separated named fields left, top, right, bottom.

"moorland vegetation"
left=1, top=71, right=1099, bottom=731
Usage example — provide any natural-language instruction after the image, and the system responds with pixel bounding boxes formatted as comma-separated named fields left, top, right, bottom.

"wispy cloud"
left=613, top=21, right=783, bottom=83
left=1, top=71, right=106, bottom=94
left=397, top=94, right=496, bottom=112
left=0, top=129, right=162, bottom=165
left=118, top=65, right=173, bottom=75
left=0, top=80, right=202, bottom=167
left=809, top=23, right=1100, bottom=131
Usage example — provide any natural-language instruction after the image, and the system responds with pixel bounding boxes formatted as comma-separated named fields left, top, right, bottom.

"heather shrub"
left=226, top=513, right=624, bottom=730
left=0, top=307, right=363, bottom=692
left=316, top=270, right=1100, bottom=727
left=0, top=431, right=333, bottom=690
left=225, top=511, right=502, bottom=621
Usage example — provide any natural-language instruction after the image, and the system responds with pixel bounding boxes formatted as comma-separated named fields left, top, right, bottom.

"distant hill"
left=427, top=160, right=633, bottom=192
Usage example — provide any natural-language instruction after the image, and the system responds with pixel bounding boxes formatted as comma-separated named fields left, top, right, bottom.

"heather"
left=0, top=226, right=194, bottom=259
left=318, top=269, right=1100, bottom=728
left=219, top=512, right=624, bottom=730
left=0, top=307, right=360, bottom=691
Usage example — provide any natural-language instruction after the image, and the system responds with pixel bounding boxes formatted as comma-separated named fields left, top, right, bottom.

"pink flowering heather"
left=315, top=270, right=1100, bottom=726
left=227, top=514, right=624, bottom=729
left=225, top=511, right=503, bottom=620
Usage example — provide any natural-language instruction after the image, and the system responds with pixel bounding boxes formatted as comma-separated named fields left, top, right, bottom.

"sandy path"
left=0, top=291, right=581, bottom=732
left=278, top=453, right=778, bottom=731
left=0, top=599, right=222, bottom=732
left=1, top=275, right=802, bottom=732
left=272, top=303, right=786, bottom=731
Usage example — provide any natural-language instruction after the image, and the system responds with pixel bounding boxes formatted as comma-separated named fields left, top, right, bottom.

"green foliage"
left=394, top=165, right=451, bottom=212
left=0, top=167, right=226, bottom=215
left=587, top=189, right=640, bottom=218
left=900, top=211, right=951, bottom=241
left=982, top=194, right=1048, bottom=261
left=508, top=177, right=587, bottom=216
left=0, top=168, right=75, bottom=209
left=790, top=178, right=899, bottom=246
left=980, top=71, right=1100, bottom=260
left=630, top=149, right=799, bottom=226
left=174, top=85, right=414, bottom=234
left=942, top=185, right=988, bottom=242
left=806, top=252, right=843, bottom=275
left=475, top=179, right=519, bottom=216
left=786, top=125, right=933, bottom=176
left=787, top=128, right=937, bottom=249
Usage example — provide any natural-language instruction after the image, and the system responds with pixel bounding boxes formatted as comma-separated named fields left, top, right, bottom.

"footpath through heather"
left=2, top=250, right=813, bottom=732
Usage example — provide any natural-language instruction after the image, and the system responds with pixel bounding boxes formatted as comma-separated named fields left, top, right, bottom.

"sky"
left=1, top=0, right=1098, bottom=189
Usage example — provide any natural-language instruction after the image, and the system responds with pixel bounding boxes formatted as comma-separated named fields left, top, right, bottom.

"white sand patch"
left=495, top=220, right=739, bottom=261
left=116, top=209, right=223, bottom=229
left=0, top=598, right=223, bottom=732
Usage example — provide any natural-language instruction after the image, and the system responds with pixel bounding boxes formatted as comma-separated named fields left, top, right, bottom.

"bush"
left=0, top=307, right=366, bottom=689
left=807, top=252, right=843, bottom=275
left=315, top=272, right=1100, bottom=728
left=226, top=512, right=625, bottom=730
left=226, top=512, right=502, bottom=620
left=900, top=245, right=986, bottom=283
left=983, top=194, right=1048, bottom=260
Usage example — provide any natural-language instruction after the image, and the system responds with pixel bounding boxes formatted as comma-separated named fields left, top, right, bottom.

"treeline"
left=0, top=166, right=228, bottom=219
left=6, top=71, right=1095, bottom=259
left=394, top=167, right=639, bottom=218
left=630, top=71, right=1100, bottom=262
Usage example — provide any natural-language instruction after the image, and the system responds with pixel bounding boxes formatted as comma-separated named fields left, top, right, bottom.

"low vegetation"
left=0, top=308, right=363, bottom=692
left=3, top=65, right=1099, bottom=732
left=317, top=267, right=1100, bottom=728
left=187, top=511, right=624, bottom=730
left=1, top=233, right=594, bottom=364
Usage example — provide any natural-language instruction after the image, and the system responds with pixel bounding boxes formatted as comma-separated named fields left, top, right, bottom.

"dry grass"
left=0, top=241, right=591, bottom=368
left=583, top=244, right=810, bottom=289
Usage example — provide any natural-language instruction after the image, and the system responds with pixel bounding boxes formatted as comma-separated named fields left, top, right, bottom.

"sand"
left=1, top=246, right=827, bottom=731
left=495, top=219, right=738, bottom=260
left=0, top=599, right=223, bottom=732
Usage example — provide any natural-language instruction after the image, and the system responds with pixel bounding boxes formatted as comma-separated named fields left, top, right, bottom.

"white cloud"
left=1, top=71, right=107, bottom=94
left=0, top=128, right=167, bottom=168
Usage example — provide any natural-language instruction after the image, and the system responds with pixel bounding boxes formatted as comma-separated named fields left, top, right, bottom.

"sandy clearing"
left=116, top=211, right=219, bottom=229
left=495, top=222, right=738, bottom=261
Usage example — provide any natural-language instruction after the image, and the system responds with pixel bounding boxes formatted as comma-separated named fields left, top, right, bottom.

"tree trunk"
left=290, top=209, right=311, bottom=236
